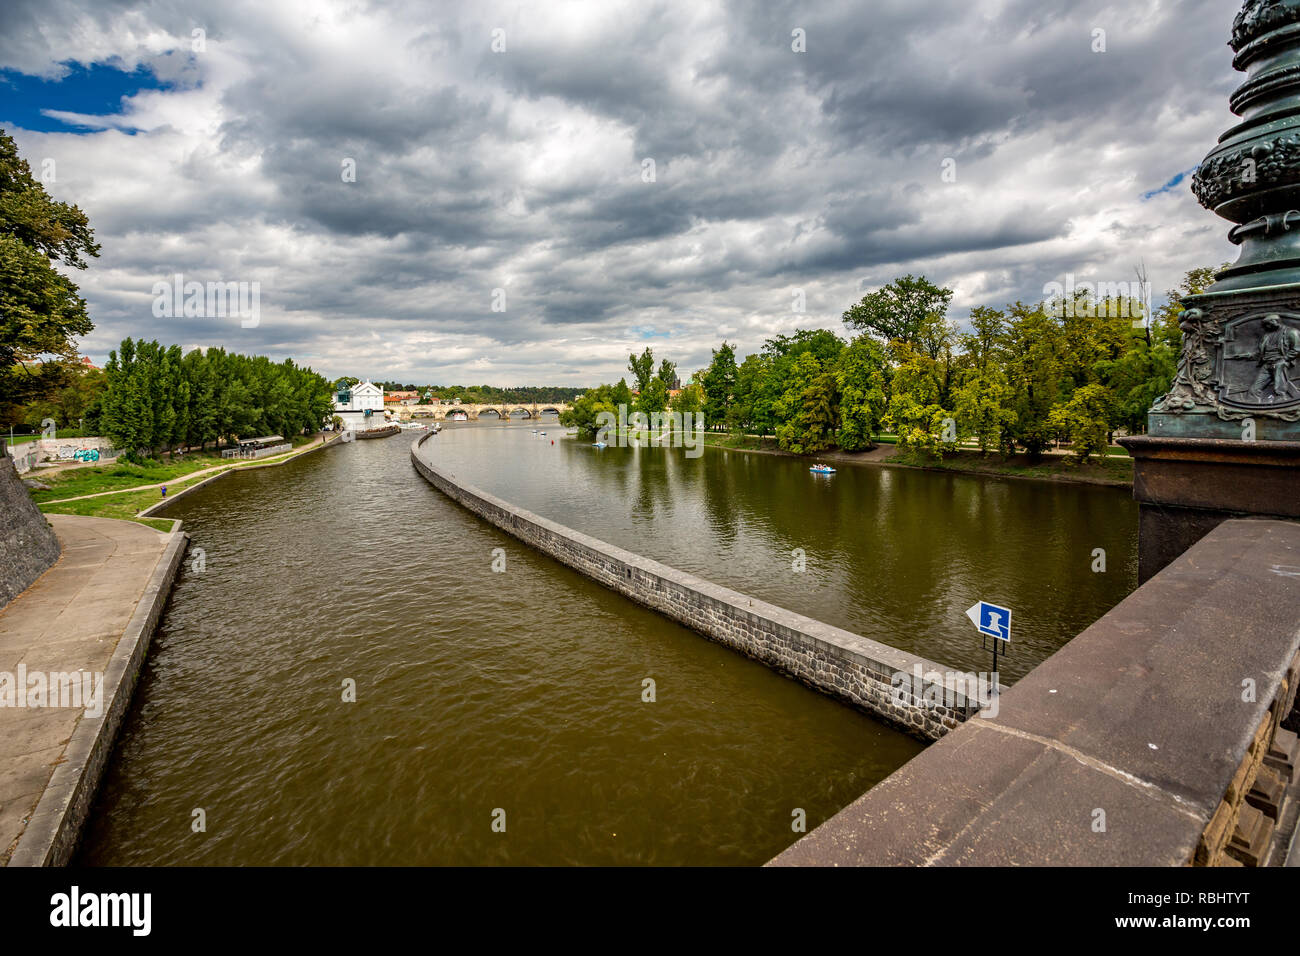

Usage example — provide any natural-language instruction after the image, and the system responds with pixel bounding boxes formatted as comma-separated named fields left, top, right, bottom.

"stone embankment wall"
left=0, top=456, right=60, bottom=608
left=412, top=435, right=987, bottom=740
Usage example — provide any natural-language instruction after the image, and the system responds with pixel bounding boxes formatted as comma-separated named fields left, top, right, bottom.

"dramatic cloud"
left=0, top=0, right=1242, bottom=385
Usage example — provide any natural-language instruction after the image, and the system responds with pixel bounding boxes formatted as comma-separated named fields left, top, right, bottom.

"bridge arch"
left=443, top=407, right=471, bottom=420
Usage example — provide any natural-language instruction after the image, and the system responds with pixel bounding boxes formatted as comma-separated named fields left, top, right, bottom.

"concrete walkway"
left=0, top=515, right=173, bottom=864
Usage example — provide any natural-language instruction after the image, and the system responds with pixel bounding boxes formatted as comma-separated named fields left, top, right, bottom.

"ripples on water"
left=430, top=423, right=1139, bottom=682
left=78, top=426, right=924, bottom=866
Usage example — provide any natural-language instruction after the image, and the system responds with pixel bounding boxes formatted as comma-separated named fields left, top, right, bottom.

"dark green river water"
left=78, top=420, right=1137, bottom=865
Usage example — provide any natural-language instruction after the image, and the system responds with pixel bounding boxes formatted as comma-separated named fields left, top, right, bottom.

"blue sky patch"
left=632, top=326, right=672, bottom=340
left=0, top=62, right=174, bottom=133
left=1141, top=167, right=1197, bottom=201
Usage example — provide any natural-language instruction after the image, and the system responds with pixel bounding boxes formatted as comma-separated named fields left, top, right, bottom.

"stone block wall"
left=1197, top=648, right=1300, bottom=866
left=412, top=437, right=986, bottom=740
left=0, top=456, right=61, bottom=608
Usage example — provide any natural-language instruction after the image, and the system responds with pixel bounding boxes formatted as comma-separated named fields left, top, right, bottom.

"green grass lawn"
left=38, top=483, right=179, bottom=520
left=27, top=452, right=231, bottom=503
left=27, top=435, right=318, bottom=504
left=888, top=448, right=1133, bottom=484
left=866, top=434, right=1128, bottom=457
left=699, top=430, right=1131, bottom=485
left=38, top=487, right=179, bottom=531
left=701, top=432, right=781, bottom=452
left=30, top=435, right=324, bottom=528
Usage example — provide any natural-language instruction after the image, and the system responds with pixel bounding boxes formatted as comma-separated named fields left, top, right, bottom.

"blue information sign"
left=966, top=601, right=1012, bottom=643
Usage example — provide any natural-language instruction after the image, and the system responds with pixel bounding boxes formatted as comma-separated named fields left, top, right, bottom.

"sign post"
left=966, top=600, right=1012, bottom=676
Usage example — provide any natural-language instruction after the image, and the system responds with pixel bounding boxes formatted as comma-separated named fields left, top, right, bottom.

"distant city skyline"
left=2, top=0, right=1240, bottom=385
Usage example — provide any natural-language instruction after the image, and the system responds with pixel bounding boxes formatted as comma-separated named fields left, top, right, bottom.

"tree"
left=762, top=329, right=845, bottom=364
left=884, top=341, right=951, bottom=461
left=656, top=357, right=676, bottom=387
left=841, top=274, right=953, bottom=347
left=1097, top=325, right=1178, bottom=435
left=1048, top=383, right=1113, bottom=461
left=700, top=341, right=737, bottom=431
left=559, top=385, right=615, bottom=438
left=181, top=348, right=218, bottom=449
left=961, top=306, right=1007, bottom=373
left=669, top=381, right=702, bottom=417
left=99, top=338, right=332, bottom=460
left=836, top=336, right=887, bottom=451
left=628, top=348, right=655, bottom=394
left=953, top=365, right=1016, bottom=454
left=610, top=378, right=633, bottom=411
left=636, top=376, right=669, bottom=417
left=20, top=367, right=105, bottom=434
left=0, top=127, right=100, bottom=424
left=951, top=306, right=1016, bottom=453
left=100, top=339, right=153, bottom=459
left=778, top=367, right=840, bottom=455
left=1001, top=302, right=1066, bottom=458
left=729, top=353, right=768, bottom=434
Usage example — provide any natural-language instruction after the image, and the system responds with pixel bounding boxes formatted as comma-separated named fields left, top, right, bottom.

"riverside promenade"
left=0, top=515, right=185, bottom=866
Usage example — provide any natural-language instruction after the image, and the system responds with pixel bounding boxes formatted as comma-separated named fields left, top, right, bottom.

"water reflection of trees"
left=514, top=434, right=1138, bottom=682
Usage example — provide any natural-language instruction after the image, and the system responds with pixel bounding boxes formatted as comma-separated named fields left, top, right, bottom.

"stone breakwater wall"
left=412, top=435, right=985, bottom=740
left=0, top=456, right=61, bottom=609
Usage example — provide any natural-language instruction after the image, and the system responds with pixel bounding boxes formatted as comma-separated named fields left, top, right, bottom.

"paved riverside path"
left=0, top=515, right=171, bottom=864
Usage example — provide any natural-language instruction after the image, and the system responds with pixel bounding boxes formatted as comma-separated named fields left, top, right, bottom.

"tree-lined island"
left=561, top=271, right=1206, bottom=474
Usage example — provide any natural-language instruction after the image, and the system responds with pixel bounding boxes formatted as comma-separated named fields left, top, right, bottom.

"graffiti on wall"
left=52, top=446, right=100, bottom=462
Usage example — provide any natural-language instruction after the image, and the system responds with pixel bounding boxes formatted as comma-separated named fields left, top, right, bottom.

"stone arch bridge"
left=393, top=403, right=570, bottom=422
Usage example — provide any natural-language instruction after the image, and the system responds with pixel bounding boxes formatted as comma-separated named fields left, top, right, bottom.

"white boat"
left=592, top=441, right=607, bottom=448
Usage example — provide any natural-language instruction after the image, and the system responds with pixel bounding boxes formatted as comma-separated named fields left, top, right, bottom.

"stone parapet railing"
left=770, top=518, right=1300, bottom=866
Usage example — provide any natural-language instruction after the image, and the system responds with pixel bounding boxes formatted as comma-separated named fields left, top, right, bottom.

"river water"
left=427, top=422, right=1139, bottom=682
left=78, top=420, right=1136, bottom=865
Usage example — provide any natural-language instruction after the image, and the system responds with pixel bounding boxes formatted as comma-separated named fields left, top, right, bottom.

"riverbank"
left=700, top=432, right=1133, bottom=488
left=1, top=515, right=186, bottom=866
left=30, top=433, right=343, bottom=530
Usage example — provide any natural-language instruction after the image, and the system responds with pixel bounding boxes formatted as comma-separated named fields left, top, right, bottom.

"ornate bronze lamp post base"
left=1121, top=2, right=1300, bottom=581
left=1120, top=435, right=1300, bottom=581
